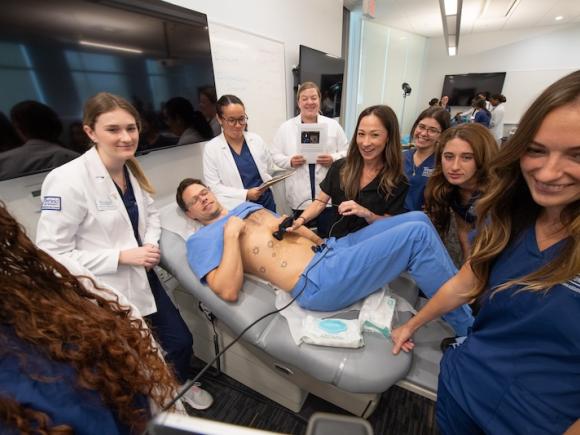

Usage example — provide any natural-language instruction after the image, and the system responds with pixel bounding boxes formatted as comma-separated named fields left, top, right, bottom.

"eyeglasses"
left=186, top=188, right=210, bottom=209
left=221, top=115, right=248, bottom=127
left=416, top=123, right=441, bottom=135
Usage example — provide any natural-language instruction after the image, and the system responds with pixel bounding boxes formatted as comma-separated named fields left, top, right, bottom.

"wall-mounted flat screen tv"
left=0, top=0, right=216, bottom=182
left=298, top=45, right=345, bottom=118
left=442, top=72, right=506, bottom=106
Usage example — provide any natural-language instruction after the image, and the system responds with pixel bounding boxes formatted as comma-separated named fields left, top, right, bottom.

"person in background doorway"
left=489, top=94, right=507, bottom=144
left=473, top=98, right=491, bottom=128
left=203, top=94, right=276, bottom=212
left=439, top=95, right=450, bottom=112
left=429, top=98, right=440, bottom=107
left=271, top=81, right=348, bottom=237
left=403, top=106, right=451, bottom=211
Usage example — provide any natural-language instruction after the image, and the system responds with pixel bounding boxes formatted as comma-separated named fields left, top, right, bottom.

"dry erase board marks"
left=209, top=22, right=288, bottom=145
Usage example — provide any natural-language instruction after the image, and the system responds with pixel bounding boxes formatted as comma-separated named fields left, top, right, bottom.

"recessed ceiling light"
left=555, top=15, right=564, bottom=21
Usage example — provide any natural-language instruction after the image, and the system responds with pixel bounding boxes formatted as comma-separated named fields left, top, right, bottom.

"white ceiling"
left=345, top=0, right=580, bottom=37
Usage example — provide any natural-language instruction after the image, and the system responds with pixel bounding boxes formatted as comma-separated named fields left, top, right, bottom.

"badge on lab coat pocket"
left=96, top=199, right=116, bottom=211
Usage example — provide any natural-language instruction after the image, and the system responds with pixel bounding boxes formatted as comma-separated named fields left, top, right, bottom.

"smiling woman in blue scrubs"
left=392, top=71, right=580, bottom=434
left=403, top=106, right=451, bottom=211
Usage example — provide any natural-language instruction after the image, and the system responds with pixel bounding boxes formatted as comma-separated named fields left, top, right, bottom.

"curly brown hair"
left=0, top=202, right=178, bottom=431
left=424, top=123, right=498, bottom=239
left=0, top=395, right=72, bottom=434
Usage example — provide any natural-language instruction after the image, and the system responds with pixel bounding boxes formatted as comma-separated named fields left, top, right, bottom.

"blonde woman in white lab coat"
left=202, top=94, right=276, bottom=211
left=271, top=81, right=348, bottom=236
left=36, top=92, right=212, bottom=410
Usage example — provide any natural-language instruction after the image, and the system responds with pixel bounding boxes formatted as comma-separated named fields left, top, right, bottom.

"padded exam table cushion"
left=159, top=228, right=414, bottom=394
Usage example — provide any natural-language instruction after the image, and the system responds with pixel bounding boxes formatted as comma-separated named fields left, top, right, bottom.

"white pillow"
left=159, top=202, right=201, bottom=240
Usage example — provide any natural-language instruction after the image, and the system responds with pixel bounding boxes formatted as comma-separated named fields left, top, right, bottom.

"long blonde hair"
left=83, top=92, right=155, bottom=194
left=341, top=105, right=404, bottom=199
left=469, top=70, right=580, bottom=298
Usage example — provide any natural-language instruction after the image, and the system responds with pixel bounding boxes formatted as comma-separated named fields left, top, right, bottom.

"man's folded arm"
left=205, top=217, right=245, bottom=302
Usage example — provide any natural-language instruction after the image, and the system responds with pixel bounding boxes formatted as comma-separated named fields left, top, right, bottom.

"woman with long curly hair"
left=288, top=105, right=408, bottom=238
left=424, top=123, right=498, bottom=264
left=0, top=202, right=178, bottom=433
left=35, top=92, right=212, bottom=410
left=392, top=71, right=580, bottom=433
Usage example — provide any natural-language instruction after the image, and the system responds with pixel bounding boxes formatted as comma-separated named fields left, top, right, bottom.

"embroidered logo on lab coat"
left=41, top=196, right=61, bottom=211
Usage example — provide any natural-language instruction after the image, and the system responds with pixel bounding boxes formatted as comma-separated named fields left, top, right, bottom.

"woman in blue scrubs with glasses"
left=203, top=94, right=276, bottom=212
left=392, top=71, right=580, bottom=434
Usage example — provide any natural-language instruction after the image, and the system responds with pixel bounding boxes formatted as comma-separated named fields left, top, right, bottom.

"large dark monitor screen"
left=442, top=72, right=506, bottom=106
left=0, top=0, right=216, bottom=181
left=298, top=45, right=344, bottom=118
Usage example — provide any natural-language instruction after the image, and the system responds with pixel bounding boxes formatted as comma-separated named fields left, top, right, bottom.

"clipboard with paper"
left=297, top=123, right=328, bottom=164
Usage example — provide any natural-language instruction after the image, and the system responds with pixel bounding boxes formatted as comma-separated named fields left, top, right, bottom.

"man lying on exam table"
left=176, top=178, right=474, bottom=337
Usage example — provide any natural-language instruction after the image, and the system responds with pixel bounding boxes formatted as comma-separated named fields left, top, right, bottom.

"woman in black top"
left=289, top=105, right=408, bottom=238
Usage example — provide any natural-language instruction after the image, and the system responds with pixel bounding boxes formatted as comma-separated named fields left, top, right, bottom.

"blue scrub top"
left=403, top=149, right=435, bottom=211
left=116, top=167, right=165, bottom=306
left=440, top=226, right=580, bottom=433
left=229, top=141, right=276, bottom=212
left=0, top=326, right=147, bottom=434
left=186, top=202, right=267, bottom=283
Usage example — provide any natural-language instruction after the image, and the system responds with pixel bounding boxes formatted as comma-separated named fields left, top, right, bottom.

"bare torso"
left=239, top=210, right=316, bottom=291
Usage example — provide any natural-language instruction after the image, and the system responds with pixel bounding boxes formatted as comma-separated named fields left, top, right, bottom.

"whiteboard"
left=209, top=22, right=288, bottom=145
left=502, top=68, right=577, bottom=124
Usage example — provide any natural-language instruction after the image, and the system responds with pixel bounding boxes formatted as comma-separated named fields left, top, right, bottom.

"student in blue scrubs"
left=203, top=94, right=276, bottom=212
left=403, top=106, right=451, bottom=211
left=424, top=123, right=498, bottom=265
left=0, top=203, right=178, bottom=433
left=392, top=71, right=580, bottom=434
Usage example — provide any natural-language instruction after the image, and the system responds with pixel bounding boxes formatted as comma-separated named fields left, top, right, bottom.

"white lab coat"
left=36, top=147, right=160, bottom=316
left=271, top=115, right=348, bottom=209
left=203, top=131, right=273, bottom=210
left=490, top=103, right=505, bottom=142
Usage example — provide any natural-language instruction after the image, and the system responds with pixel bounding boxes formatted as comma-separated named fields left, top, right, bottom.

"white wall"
left=0, top=0, right=344, bottom=235
left=165, top=0, right=344, bottom=118
left=357, top=20, right=426, bottom=136
left=418, top=24, right=580, bottom=125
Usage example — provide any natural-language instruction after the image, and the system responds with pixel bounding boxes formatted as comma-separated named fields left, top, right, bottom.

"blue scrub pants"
left=145, top=271, right=193, bottom=384
left=291, top=211, right=474, bottom=336
left=436, top=379, right=484, bottom=435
